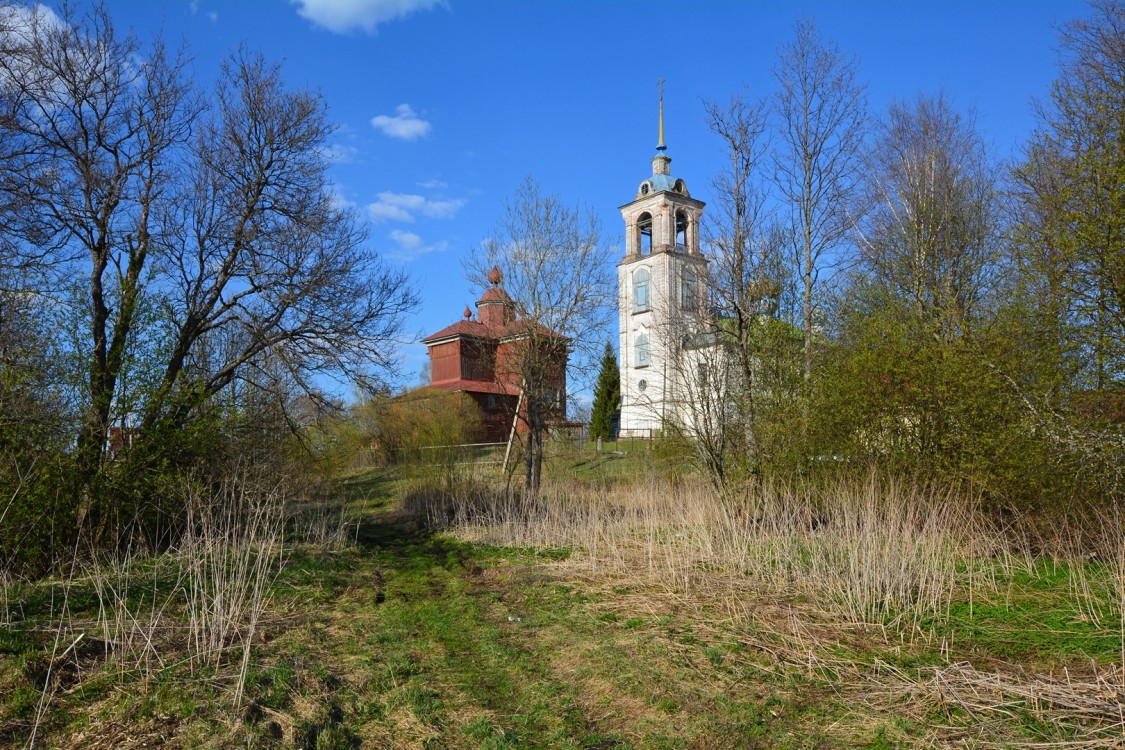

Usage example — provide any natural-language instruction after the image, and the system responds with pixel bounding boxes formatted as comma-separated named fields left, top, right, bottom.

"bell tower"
left=617, top=84, right=707, bottom=438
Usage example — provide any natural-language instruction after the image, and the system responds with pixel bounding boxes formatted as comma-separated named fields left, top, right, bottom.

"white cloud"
left=368, top=198, right=415, bottom=223
left=329, top=187, right=357, bottom=213
left=419, top=197, right=465, bottom=219
left=367, top=191, right=465, bottom=223
left=370, top=103, right=431, bottom=140
left=292, top=0, right=443, bottom=35
left=322, top=143, right=359, bottom=163
left=390, top=229, right=423, bottom=249
left=0, top=5, right=66, bottom=92
left=189, top=1, right=199, bottom=14
left=207, top=11, right=218, bottom=23
left=0, top=4, right=64, bottom=47
left=386, top=229, right=448, bottom=263
left=417, top=178, right=448, bottom=190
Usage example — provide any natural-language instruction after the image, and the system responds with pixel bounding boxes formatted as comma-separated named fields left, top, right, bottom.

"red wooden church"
left=422, top=267, right=569, bottom=442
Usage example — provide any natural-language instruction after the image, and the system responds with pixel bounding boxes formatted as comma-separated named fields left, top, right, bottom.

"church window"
left=638, top=378, right=648, bottom=392
left=633, top=267, right=650, bottom=312
left=637, top=212, right=653, bottom=254
left=635, top=333, right=650, bottom=367
left=681, top=268, right=697, bottom=309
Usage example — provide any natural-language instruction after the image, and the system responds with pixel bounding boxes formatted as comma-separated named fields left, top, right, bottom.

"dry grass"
left=8, top=468, right=293, bottom=748
left=178, top=473, right=287, bottom=707
left=404, top=470, right=1125, bottom=745
left=407, top=472, right=987, bottom=630
left=873, top=660, right=1125, bottom=747
left=10, top=462, right=1125, bottom=747
left=88, top=546, right=182, bottom=678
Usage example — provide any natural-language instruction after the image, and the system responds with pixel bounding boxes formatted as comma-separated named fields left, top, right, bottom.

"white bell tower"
left=617, top=85, right=707, bottom=438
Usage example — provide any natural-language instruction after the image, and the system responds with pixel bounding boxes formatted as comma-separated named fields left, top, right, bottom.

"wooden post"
left=502, top=388, right=524, bottom=474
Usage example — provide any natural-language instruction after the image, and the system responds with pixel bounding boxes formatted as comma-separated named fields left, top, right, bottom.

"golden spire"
left=657, top=77, right=666, bottom=151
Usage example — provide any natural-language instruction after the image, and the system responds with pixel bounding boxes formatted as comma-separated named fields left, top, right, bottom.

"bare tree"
left=468, top=177, right=613, bottom=492
left=0, top=5, right=416, bottom=542
left=773, top=19, right=867, bottom=382
left=664, top=320, right=738, bottom=492
left=859, top=94, right=1001, bottom=343
left=698, top=93, right=792, bottom=481
left=144, top=51, right=414, bottom=433
left=0, top=5, right=196, bottom=524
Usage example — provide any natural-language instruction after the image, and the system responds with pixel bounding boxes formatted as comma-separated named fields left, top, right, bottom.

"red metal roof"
left=421, top=319, right=494, bottom=343
left=477, top=286, right=513, bottom=305
left=422, top=315, right=565, bottom=344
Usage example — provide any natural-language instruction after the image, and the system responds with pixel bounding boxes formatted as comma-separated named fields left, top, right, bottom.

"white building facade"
left=617, top=136, right=709, bottom=438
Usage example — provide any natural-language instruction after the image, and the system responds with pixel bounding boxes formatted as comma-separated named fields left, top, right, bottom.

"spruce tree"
left=589, top=342, right=620, bottom=440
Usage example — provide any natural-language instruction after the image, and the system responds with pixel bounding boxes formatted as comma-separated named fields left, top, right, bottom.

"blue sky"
left=77, top=0, right=1088, bottom=391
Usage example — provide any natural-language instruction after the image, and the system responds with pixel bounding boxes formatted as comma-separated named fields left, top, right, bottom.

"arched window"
left=633, top=267, right=650, bottom=312
left=681, top=268, right=697, bottom=309
left=635, top=333, right=650, bottom=368
left=637, top=212, right=653, bottom=254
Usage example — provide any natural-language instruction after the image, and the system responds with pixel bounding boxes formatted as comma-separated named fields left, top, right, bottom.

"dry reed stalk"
left=292, top=495, right=357, bottom=549
left=0, top=569, right=13, bottom=627
left=25, top=537, right=86, bottom=750
left=87, top=546, right=182, bottom=677
left=872, top=660, right=1125, bottom=746
left=412, top=473, right=988, bottom=630
left=1040, top=510, right=1125, bottom=687
left=178, top=471, right=287, bottom=705
left=1092, top=509, right=1125, bottom=689
left=5, top=466, right=305, bottom=750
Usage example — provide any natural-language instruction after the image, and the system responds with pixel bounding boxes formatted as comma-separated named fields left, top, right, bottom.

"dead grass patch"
left=409, top=472, right=1125, bottom=745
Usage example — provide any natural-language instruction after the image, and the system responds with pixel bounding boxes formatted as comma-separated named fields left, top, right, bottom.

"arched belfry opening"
left=675, top=209, right=688, bottom=250
left=637, top=212, right=653, bottom=255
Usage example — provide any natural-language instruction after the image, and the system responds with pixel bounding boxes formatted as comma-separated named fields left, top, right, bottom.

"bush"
left=349, top=388, right=486, bottom=466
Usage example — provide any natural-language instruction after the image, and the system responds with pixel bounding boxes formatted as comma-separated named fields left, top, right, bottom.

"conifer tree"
left=589, top=342, right=620, bottom=440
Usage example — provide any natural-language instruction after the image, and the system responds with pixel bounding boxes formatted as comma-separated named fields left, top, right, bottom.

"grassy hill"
left=3, top=455, right=1125, bottom=748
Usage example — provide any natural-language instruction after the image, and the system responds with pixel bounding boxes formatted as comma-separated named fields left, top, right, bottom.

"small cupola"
left=635, top=87, right=689, bottom=199
left=476, top=266, right=515, bottom=328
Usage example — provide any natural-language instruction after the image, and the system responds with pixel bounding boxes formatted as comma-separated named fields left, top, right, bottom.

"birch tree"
left=860, top=94, right=1001, bottom=343
left=468, top=178, right=613, bottom=492
left=773, top=19, right=867, bottom=382
left=688, top=92, right=803, bottom=484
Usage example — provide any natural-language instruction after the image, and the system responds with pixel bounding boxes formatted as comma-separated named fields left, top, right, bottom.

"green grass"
left=3, top=464, right=1125, bottom=747
left=938, top=560, right=1121, bottom=668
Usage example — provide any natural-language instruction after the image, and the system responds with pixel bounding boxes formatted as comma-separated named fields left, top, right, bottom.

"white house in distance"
left=617, top=101, right=711, bottom=438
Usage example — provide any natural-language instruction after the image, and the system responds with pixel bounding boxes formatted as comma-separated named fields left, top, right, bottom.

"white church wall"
left=616, top=143, right=710, bottom=439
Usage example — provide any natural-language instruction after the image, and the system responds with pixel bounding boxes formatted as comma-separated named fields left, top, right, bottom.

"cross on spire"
left=657, top=77, right=666, bottom=151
